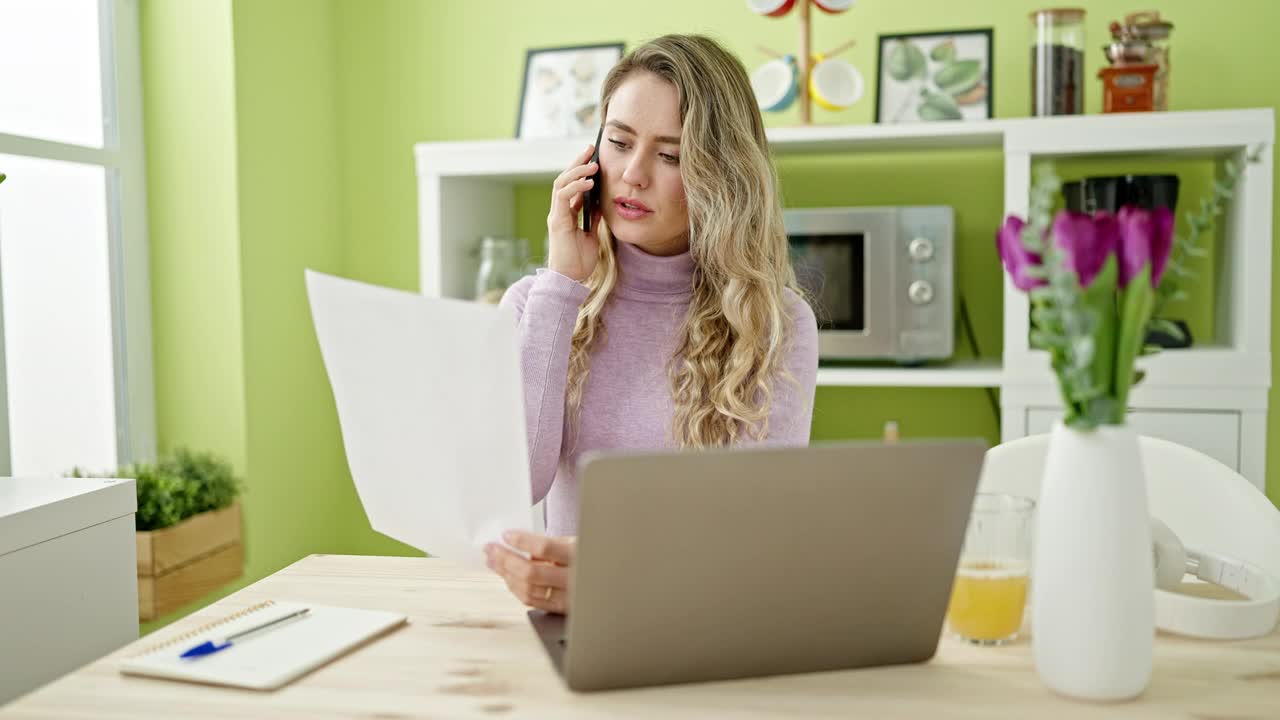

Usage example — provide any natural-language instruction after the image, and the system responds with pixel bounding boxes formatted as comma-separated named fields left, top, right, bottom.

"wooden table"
left=4, top=555, right=1278, bottom=719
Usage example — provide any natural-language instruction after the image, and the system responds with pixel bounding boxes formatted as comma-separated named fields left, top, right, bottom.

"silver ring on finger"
left=543, top=586, right=553, bottom=601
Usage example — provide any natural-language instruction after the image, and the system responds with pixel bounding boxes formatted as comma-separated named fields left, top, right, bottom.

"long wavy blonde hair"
left=565, top=34, right=802, bottom=449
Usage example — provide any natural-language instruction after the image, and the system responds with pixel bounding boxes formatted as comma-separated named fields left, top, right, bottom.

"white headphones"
left=1151, top=518, right=1280, bottom=640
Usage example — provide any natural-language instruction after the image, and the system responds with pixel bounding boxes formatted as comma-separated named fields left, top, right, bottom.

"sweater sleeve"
left=762, top=289, right=820, bottom=445
left=500, top=269, right=591, bottom=504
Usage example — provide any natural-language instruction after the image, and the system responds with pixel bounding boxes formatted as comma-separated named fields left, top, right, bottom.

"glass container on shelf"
left=474, top=236, right=530, bottom=304
left=1031, top=8, right=1086, bottom=116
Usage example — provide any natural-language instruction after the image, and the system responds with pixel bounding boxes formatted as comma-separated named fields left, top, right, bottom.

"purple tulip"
left=1117, top=206, right=1175, bottom=288
left=996, top=215, right=1045, bottom=291
left=1052, top=210, right=1120, bottom=288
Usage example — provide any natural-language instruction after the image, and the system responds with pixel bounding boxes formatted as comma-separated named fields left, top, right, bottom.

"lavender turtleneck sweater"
left=500, top=241, right=819, bottom=536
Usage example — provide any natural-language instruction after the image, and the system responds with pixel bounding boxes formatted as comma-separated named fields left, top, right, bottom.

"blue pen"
left=180, top=607, right=311, bottom=659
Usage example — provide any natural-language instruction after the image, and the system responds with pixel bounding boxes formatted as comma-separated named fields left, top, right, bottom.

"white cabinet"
left=0, top=477, right=138, bottom=705
left=1026, top=408, right=1240, bottom=471
left=415, top=109, right=1274, bottom=490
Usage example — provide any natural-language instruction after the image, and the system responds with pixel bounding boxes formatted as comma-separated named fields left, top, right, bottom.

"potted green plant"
left=72, top=449, right=244, bottom=621
left=996, top=149, right=1260, bottom=701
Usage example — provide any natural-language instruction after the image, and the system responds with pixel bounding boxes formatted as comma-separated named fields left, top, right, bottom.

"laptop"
left=528, top=439, right=986, bottom=692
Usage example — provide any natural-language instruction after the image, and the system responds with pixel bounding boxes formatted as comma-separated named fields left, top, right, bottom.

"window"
left=0, top=0, right=154, bottom=475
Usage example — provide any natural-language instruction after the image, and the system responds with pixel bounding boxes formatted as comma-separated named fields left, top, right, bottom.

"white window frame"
left=0, top=0, right=155, bottom=473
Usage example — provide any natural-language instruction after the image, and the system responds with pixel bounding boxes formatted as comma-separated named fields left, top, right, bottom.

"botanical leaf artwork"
left=918, top=90, right=962, bottom=121
left=887, top=40, right=926, bottom=83
left=881, top=34, right=989, bottom=123
left=933, top=59, right=982, bottom=96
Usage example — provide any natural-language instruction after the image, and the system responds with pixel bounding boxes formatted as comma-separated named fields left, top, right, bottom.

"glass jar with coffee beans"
left=1031, top=7, right=1086, bottom=116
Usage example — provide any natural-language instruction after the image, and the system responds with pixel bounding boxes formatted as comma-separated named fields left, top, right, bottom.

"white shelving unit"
left=416, top=109, right=1274, bottom=489
left=816, top=360, right=1002, bottom=388
left=997, top=110, right=1274, bottom=490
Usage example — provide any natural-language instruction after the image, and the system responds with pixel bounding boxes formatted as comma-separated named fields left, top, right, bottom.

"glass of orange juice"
left=946, top=493, right=1035, bottom=645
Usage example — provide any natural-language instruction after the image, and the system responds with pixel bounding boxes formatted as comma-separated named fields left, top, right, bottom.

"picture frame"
left=516, top=42, right=625, bottom=139
left=874, top=28, right=993, bottom=124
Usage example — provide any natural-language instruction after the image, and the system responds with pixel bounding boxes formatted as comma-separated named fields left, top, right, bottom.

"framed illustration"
left=875, top=28, right=993, bottom=124
left=516, top=42, right=625, bottom=139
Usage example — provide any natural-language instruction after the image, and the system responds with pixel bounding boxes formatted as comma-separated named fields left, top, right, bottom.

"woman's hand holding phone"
left=547, top=142, right=602, bottom=283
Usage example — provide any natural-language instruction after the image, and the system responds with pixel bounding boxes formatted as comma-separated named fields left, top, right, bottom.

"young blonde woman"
left=485, top=34, right=819, bottom=614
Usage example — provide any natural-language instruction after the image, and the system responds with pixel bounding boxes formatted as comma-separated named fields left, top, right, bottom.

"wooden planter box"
left=136, top=502, right=243, bottom=621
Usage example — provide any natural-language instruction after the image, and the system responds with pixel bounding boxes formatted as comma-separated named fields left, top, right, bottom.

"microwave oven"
left=784, top=206, right=954, bottom=363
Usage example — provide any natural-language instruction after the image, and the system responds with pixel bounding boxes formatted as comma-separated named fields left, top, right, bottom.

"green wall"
left=141, top=0, right=1280, bottom=625
left=141, top=0, right=412, bottom=631
left=139, top=0, right=249, bottom=630
left=229, top=0, right=372, bottom=569
left=142, top=0, right=246, bottom=483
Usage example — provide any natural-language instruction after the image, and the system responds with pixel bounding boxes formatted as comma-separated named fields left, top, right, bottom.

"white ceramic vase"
left=1031, top=421, right=1154, bottom=701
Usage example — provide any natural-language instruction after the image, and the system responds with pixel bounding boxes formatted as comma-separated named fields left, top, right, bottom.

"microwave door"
left=791, top=234, right=865, bottom=334
left=790, top=232, right=895, bottom=360
left=859, top=224, right=896, bottom=358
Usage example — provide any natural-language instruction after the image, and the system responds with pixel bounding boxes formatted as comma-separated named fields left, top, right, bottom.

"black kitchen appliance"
left=1062, top=174, right=1190, bottom=349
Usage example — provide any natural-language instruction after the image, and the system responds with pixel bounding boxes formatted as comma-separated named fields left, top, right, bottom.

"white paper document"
left=305, top=270, right=532, bottom=566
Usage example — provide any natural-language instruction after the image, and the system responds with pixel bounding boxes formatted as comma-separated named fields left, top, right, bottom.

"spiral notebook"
left=119, top=600, right=408, bottom=690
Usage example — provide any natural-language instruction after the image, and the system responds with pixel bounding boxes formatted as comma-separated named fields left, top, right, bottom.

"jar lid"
left=1121, top=11, right=1173, bottom=39
left=1127, top=22, right=1173, bottom=40
left=1030, top=7, right=1086, bottom=22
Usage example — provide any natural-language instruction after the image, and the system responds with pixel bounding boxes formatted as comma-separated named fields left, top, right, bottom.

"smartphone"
left=582, top=124, right=604, bottom=233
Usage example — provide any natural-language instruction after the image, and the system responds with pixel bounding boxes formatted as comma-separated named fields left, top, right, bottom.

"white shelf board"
left=414, top=109, right=1274, bottom=181
left=817, top=359, right=1002, bottom=388
left=1004, top=108, right=1272, bottom=157
left=762, top=118, right=1008, bottom=153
